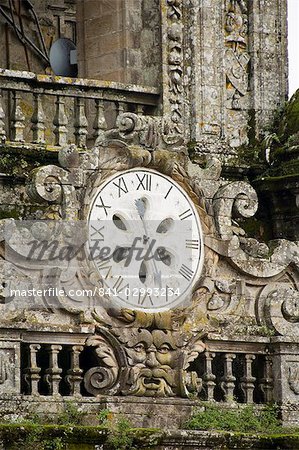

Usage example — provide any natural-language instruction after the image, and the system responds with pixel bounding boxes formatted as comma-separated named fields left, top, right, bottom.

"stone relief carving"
left=257, top=284, right=299, bottom=337
left=83, top=312, right=206, bottom=398
left=84, top=332, right=122, bottom=396
left=107, top=112, right=162, bottom=150
left=288, top=363, right=299, bottom=395
left=0, top=354, right=9, bottom=384
left=225, top=0, right=250, bottom=110
left=116, top=328, right=181, bottom=397
left=0, top=349, right=17, bottom=394
left=163, top=0, right=185, bottom=145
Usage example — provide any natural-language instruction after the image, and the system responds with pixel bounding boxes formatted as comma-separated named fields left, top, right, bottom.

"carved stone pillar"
left=220, top=353, right=236, bottom=401
left=93, top=99, right=107, bottom=145
left=202, top=352, right=216, bottom=401
left=74, top=98, right=88, bottom=148
left=240, top=354, right=256, bottom=403
left=66, top=345, right=84, bottom=396
left=53, top=96, right=68, bottom=146
left=24, top=344, right=41, bottom=395
left=44, top=345, right=62, bottom=395
left=11, top=92, right=25, bottom=142
left=260, top=355, right=273, bottom=403
left=31, top=93, right=46, bottom=144
left=0, top=90, right=6, bottom=143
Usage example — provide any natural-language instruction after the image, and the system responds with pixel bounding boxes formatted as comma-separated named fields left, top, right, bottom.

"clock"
left=87, top=168, right=204, bottom=312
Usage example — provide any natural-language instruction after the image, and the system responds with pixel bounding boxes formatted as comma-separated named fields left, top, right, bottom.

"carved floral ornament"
left=225, top=0, right=250, bottom=110
left=0, top=141, right=298, bottom=397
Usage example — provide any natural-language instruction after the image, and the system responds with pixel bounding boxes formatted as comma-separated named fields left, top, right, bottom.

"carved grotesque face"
left=123, top=329, right=180, bottom=397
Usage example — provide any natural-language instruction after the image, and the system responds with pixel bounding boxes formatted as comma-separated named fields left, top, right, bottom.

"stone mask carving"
left=119, top=328, right=180, bottom=397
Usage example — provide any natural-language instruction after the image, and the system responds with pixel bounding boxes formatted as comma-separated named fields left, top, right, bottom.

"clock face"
left=87, top=168, right=204, bottom=312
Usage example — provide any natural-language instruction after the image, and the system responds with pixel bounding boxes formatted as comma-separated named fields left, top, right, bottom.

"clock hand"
left=134, top=198, right=162, bottom=288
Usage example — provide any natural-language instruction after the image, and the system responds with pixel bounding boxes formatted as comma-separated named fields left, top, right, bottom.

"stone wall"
left=76, top=0, right=161, bottom=86
left=186, top=0, right=288, bottom=153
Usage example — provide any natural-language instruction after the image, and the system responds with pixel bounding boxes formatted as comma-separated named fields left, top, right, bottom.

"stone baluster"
left=240, top=354, right=256, bottom=403
left=260, top=355, right=273, bottom=403
left=31, top=93, right=46, bottom=144
left=24, top=344, right=41, bottom=395
left=0, top=90, right=6, bottom=143
left=74, top=97, right=88, bottom=148
left=44, top=345, right=62, bottom=395
left=202, top=352, right=216, bottom=401
left=117, top=101, right=126, bottom=115
left=220, top=353, right=236, bottom=401
left=136, top=104, right=144, bottom=115
left=53, top=96, right=68, bottom=146
left=93, top=98, right=107, bottom=145
left=11, top=91, right=25, bottom=142
left=66, top=345, right=84, bottom=396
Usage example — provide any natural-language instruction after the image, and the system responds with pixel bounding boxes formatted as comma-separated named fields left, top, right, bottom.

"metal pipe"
left=29, top=5, right=49, bottom=58
left=0, top=5, right=49, bottom=65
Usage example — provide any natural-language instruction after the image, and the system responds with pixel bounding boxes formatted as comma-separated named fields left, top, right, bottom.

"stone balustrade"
left=0, top=69, right=160, bottom=150
left=21, top=337, right=273, bottom=404
left=190, top=340, right=273, bottom=405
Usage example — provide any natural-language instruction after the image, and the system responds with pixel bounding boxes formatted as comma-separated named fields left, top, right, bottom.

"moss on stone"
left=279, top=89, right=299, bottom=138
left=0, top=423, right=298, bottom=449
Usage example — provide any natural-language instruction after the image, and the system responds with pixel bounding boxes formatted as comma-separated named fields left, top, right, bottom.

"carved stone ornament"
left=0, top=139, right=298, bottom=398
left=225, top=0, right=250, bottom=110
left=288, top=363, right=299, bottom=395
left=162, top=0, right=185, bottom=145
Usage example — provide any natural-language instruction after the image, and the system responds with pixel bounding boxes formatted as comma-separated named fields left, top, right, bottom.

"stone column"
left=248, top=0, right=288, bottom=139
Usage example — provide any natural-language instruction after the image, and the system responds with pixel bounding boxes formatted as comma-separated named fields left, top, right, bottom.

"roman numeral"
left=95, top=259, right=112, bottom=278
left=136, top=173, right=152, bottom=191
left=179, top=264, right=194, bottom=281
left=164, top=186, right=173, bottom=199
left=185, top=239, right=199, bottom=249
left=90, top=224, right=104, bottom=241
left=138, top=292, right=153, bottom=306
left=96, top=197, right=111, bottom=217
left=113, top=276, right=128, bottom=292
left=113, top=177, right=128, bottom=197
left=179, top=209, right=193, bottom=220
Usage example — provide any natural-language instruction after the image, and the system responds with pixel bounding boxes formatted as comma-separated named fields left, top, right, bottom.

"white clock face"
left=87, top=168, right=204, bottom=312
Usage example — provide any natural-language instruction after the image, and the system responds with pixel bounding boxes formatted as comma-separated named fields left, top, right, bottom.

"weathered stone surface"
left=0, top=0, right=297, bottom=432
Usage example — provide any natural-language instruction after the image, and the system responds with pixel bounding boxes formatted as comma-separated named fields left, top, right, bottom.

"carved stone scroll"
left=84, top=334, right=121, bottom=396
left=257, top=284, right=299, bottom=337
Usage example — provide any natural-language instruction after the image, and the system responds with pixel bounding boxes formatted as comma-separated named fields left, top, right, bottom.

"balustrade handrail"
left=0, top=69, right=160, bottom=105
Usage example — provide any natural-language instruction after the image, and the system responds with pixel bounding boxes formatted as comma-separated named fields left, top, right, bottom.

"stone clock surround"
left=0, top=140, right=298, bottom=427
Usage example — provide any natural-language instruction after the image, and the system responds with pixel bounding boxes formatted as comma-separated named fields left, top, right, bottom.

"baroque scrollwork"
left=211, top=180, right=299, bottom=278
left=257, top=283, right=299, bottom=337
left=84, top=331, right=123, bottom=396
left=108, top=112, right=161, bottom=150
